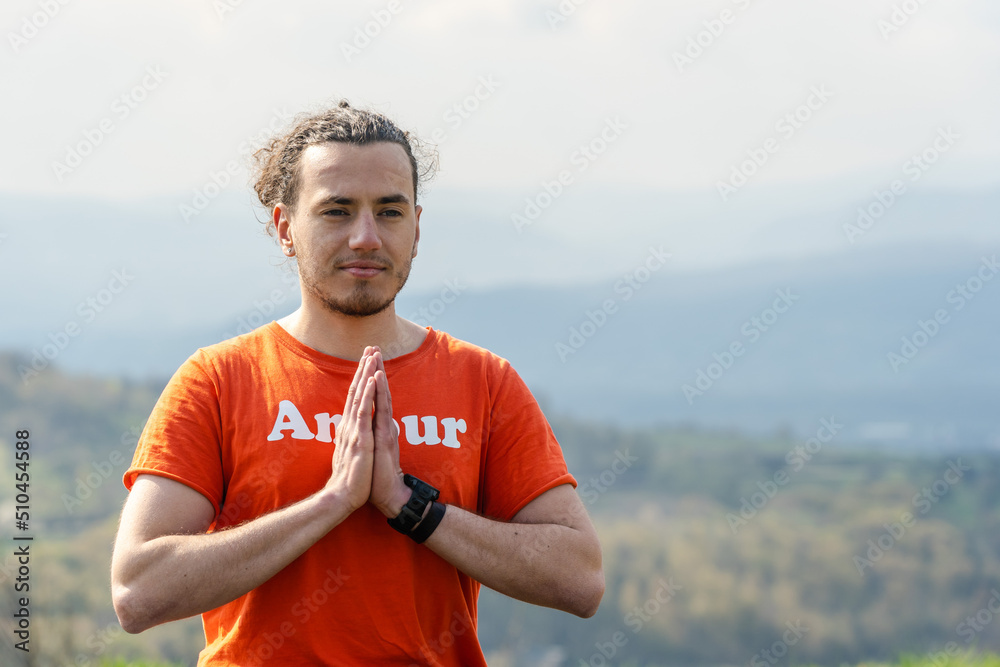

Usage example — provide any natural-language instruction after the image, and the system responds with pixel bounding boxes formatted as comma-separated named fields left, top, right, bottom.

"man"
left=111, top=101, right=604, bottom=666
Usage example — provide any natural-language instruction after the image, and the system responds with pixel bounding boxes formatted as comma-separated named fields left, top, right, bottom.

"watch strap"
left=409, top=501, right=446, bottom=544
left=387, top=474, right=439, bottom=536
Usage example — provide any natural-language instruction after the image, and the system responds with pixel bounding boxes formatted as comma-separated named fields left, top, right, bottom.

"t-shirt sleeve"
left=480, top=363, right=576, bottom=521
left=123, top=348, right=226, bottom=517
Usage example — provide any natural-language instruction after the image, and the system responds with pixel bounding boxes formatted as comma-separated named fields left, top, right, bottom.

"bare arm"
left=111, top=475, right=352, bottom=633
left=424, top=485, right=604, bottom=617
left=367, top=351, right=605, bottom=618
left=111, top=347, right=384, bottom=633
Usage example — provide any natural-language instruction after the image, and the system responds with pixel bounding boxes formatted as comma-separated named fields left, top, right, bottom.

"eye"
left=322, top=209, right=349, bottom=217
left=379, top=208, right=404, bottom=218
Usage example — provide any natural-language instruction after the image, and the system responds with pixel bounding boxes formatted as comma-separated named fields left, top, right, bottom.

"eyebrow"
left=313, top=193, right=412, bottom=208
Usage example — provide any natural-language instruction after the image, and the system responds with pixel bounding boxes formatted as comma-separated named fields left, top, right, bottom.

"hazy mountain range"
left=3, top=188, right=998, bottom=449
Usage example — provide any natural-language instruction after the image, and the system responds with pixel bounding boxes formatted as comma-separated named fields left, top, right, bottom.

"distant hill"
left=411, top=239, right=1000, bottom=448
left=3, top=188, right=998, bottom=449
left=3, top=358, right=1000, bottom=666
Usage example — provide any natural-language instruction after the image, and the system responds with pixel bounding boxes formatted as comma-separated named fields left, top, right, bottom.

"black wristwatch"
left=387, top=474, right=446, bottom=543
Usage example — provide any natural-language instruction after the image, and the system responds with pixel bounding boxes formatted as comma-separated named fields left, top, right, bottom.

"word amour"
left=268, top=400, right=467, bottom=449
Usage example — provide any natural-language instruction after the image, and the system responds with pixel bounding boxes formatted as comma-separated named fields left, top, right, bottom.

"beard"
left=298, top=251, right=414, bottom=318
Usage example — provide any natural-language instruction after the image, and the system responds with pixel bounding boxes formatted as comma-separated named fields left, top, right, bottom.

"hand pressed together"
left=324, top=346, right=410, bottom=518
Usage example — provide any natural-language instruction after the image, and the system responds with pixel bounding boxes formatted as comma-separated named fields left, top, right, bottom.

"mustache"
left=334, top=256, right=394, bottom=269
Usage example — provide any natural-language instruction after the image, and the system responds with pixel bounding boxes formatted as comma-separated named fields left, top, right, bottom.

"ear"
left=275, top=203, right=294, bottom=256
left=412, top=204, right=422, bottom=259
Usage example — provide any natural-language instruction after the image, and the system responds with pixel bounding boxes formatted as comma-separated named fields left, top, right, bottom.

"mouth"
left=338, top=260, right=388, bottom=279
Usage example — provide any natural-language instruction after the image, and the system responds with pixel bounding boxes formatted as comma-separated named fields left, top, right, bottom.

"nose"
left=349, top=209, right=382, bottom=252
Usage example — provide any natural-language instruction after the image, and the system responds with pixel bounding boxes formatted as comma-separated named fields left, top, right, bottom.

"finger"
left=345, top=375, right=376, bottom=453
left=373, top=370, right=393, bottom=441
left=379, top=367, right=393, bottom=420
left=344, top=346, right=372, bottom=418
left=350, top=354, right=378, bottom=417
left=383, top=369, right=396, bottom=441
left=357, top=375, right=377, bottom=426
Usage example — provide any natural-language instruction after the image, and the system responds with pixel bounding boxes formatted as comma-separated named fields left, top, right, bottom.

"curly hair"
left=251, top=100, right=437, bottom=236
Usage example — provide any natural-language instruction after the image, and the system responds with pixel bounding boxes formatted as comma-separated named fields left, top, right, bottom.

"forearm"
left=113, top=489, right=351, bottom=632
left=422, top=504, right=604, bottom=617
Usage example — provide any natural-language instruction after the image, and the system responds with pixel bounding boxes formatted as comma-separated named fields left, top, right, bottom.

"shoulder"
left=424, top=328, right=512, bottom=374
left=179, top=323, right=284, bottom=380
left=417, top=328, right=539, bottom=408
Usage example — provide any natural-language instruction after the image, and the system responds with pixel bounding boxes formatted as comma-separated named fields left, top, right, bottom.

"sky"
left=2, top=12, right=999, bottom=667
left=0, top=0, right=997, bottom=446
left=1, top=0, right=998, bottom=291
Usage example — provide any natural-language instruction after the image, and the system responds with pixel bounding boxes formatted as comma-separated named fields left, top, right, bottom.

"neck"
left=277, top=300, right=425, bottom=362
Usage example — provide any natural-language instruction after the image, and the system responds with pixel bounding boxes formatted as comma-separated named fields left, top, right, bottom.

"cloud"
left=0, top=0, right=995, bottom=200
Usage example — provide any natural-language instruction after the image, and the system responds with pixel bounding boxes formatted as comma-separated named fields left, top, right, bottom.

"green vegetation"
left=2, top=353, right=1000, bottom=666
left=81, top=651, right=1000, bottom=667
left=868, top=651, right=1000, bottom=667
left=96, top=660, right=186, bottom=667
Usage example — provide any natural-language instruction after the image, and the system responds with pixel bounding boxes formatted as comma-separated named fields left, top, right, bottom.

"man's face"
left=276, top=141, right=421, bottom=318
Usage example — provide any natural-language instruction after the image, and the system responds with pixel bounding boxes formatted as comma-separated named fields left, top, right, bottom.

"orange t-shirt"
left=124, top=321, right=576, bottom=666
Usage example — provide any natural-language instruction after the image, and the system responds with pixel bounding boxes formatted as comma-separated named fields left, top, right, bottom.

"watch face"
left=405, top=474, right=440, bottom=501
left=389, top=476, right=441, bottom=537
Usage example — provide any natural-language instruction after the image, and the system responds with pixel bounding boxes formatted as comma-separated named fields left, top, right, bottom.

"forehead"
left=296, top=141, right=414, bottom=203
